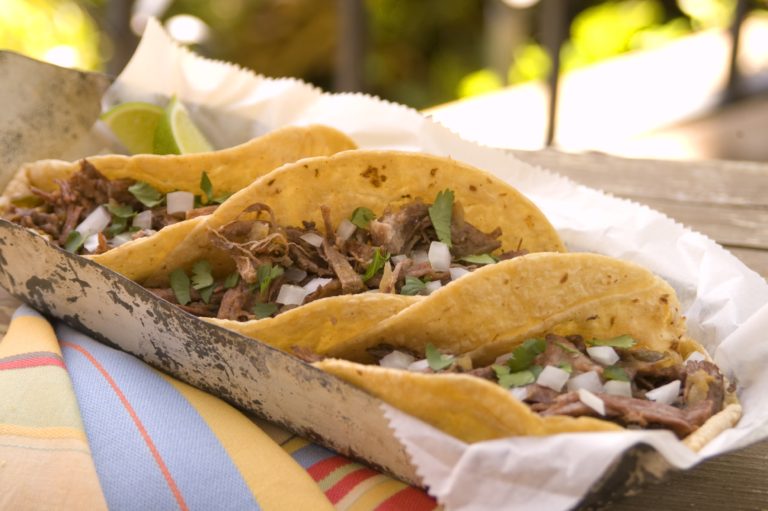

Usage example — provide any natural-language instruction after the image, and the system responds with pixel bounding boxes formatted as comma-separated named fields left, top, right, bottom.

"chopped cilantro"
left=492, top=364, right=511, bottom=377
left=200, top=171, right=213, bottom=204
left=252, top=302, right=278, bottom=319
left=257, top=263, right=284, bottom=296
left=460, top=253, right=497, bottom=265
left=105, top=199, right=135, bottom=218
left=191, top=260, right=214, bottom=290
left=426, top=343, right=454, bottom=371
left=529, top=364, right=544, bottom=379
left=558, top=362, right=573, bottom=374
left=128, top=181, right=164, bottom=208
left=64, top=231, right=84, bottom=253
left=223, top=272, right=240, bottom=289
left=589, top=335, right=637, bottom=349
left=106, top=216, right=129, bottom=236
left=350, top=207, right=376, bottom=229
left=498, top=370, right=535, bottom=389
left=363, top=248, right=389, bottom=281
left=400, top=276, right=427, bottom=296
left=169, top=268, right=191, bottom=306
left=198, top=285, right=214, bottom=304
left=603, top=366, right=630, bottom=382
left=428, top=189, right=453, bottom=247
left=505, top=338, right=546, bottom=372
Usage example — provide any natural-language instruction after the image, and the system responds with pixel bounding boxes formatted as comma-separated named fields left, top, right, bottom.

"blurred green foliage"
left=0, top=0, right=747, bottom=109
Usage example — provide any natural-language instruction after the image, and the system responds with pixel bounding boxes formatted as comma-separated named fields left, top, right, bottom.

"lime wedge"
left=100, top=102, right=164, bottom=154
left=153, top=96, right=213, bottom=155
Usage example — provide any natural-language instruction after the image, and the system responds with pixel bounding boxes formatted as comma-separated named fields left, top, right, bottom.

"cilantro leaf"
left=460, top=253, right=497, bottom=265
left=492, top=364, right=511, bottom=378
left=106, top=216, right=129, bottom=237
left=105, top=199, right=135, bottom=218
left=498, top=370, right=535, bottom=389
left=252, top=302, right=278, bottom=319
left=603, top=366, right=630, bottom=382
left=505, top=338, right=546, bottom=372
left=191, top=260, right=214, bottom=290
left=426, top=343, right=454, bottom=371
left=400, top=276, right=426, bottom=296
left=350, top=207, right=376, bottom=229
left=64, top=231, right=84, bottom=253
left=128, top=181, right=165, bottom=208
left=200, top=171, right=213, bottom=204
left=558, top=362, right=573, bottom=374
left=257, top=263, right=284, bottom=296
left=589, top=335, right=637, bottom=349
left=363, top=248, right=389, bottom=282
left=198, top=285, right=215, bottom=304
left=223, top=272, right=240, bottom=289
left=428, top=189, right=454, bottom=247
left=169, top=268, right=191, bottom=306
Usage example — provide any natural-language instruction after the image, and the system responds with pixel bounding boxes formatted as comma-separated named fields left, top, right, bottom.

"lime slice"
left=100, top=102, right=164, bottom=154
left=153, top=96, right=213, bottom=155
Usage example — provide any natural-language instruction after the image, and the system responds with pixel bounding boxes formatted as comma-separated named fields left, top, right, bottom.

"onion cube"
left=132, top=210, right=153, bottom=230
left=166, top=191, right=194, bottom=215
left=424, top=280, right=443, bottom=295
left=449, top=267, right=470, bottom=281
left=303, top=277, right=333, bottom=295
left=428, top=241, right=451, bottom=271
left=83, top=233, right=101, bottom=253
left=509, top=386, right=529, bottom=401
left=567, top=371, right=602, bottom=394
left=587, top=346, right=620, bottom=366
left=300, top=232, right=324, bottom=247
left=379, top=350, right=416, bottom=369
left=645, top=380, right=681, bottom=406
left=75, top=206, right=111, bottom=237
left=578, top=389, right=606, bottom=416
left=603, top=380, right=633, bottom=397
left=407, top=359, right=431, bottom=373
left=336, top=219, right=357, bottom=241
left=537, top=365, right=570, bottom=392
left=276, top=284, right=308, bottom=306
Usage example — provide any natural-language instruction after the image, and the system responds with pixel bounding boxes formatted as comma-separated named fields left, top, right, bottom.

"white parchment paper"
left=100, top=19, right=768, bottom=511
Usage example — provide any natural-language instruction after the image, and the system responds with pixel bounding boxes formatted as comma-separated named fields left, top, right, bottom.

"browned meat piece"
left=535, top=334, right=604, bottom=375
left=217, top=281, right=253, bottom=321
left=450, top=223, right=501, bottom=258
left=321, top=239, right=365, bottom=293
left=369, top=202, right=431, bottom=255
left=304, top=279, right=343, bottom=304
left=684, top=360, right=725, bottom=411
left=186, top=205, right=219, bottom=220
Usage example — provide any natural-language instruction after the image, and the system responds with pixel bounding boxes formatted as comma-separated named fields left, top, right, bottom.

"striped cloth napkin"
left=0, top=305, right=439, bottom=511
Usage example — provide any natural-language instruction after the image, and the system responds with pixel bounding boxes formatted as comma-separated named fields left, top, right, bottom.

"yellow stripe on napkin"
left=0, top=314, right=61, bottom=357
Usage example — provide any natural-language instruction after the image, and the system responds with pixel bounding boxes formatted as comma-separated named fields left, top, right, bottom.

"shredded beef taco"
left=1, top=124, right=356, bottom=255
left=89, top=150, right=565, bottom=353
left=314, top=253, right=741, bottom=449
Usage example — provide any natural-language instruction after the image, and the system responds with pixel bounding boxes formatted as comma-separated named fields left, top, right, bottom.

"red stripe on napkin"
left=61, top=341, right=189, bottom=511
left=374, top=486, right=438, bottom=511
left=325, top=467, right=378, bottom=504
left=0, top=355, right=65, bottom=371
left=307, top=455, right=349, bottom=481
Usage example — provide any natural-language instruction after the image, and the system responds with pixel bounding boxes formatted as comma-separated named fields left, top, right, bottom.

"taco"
left=88, top=150, right=565, bottom=353
left=1, top=124, right=356, bottom=255
left=314, top=253, right=741, bottom=449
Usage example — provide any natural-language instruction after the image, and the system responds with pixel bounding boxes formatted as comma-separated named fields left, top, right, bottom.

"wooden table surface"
left=507, top=149, right=768, bottom=510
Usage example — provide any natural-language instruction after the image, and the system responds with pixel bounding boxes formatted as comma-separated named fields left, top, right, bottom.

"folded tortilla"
left=316, top=252, right=741, bottom=449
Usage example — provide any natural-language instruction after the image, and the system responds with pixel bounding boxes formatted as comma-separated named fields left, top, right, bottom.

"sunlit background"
left=3, top=0, right=768, bottom=160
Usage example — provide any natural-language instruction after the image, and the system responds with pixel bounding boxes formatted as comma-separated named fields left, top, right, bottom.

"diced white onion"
left=685, top=351, right=706, bottom=364
left=284, top=267, right=308, bottom=283
left=391, top=254, right=408, bottom=265
left=424, top=280, right=443, bottom=295
left=428, top=241, right=451, bottom=271
left=336, top=219, right=357, bottom=242
left=303, top=277, right=333, bottom=295
left=379, top=350, right=416, bottom=369
left=578, top=388, right=606, bottom=416
left=75, top=206, right=111, bottom=237
left=109, top=233, right=134, bottom=247
left=449, top=267, right=470, bottom=281
left=166, top=191, right=194, bottom=215
left=603, top=380, right=633, bottom=397
left=276, top=284, right=308, bottom=305
left=645, top=380, right=681, bottom=406
left=132, top=210, right=153, bottom=230
left=567, top=371, right=602, bottom=394
left=300, top=232, right=324, bottom=247
left=83, top=233, right=101, bottom=253
left=411, top=250, right=429, bottom=264
left=537, top=365, right=571, bottom=392
left=509, top=386, right=529, bottom=401
left=587, top=346, right=620, bottom=366
left=407, top=359, right=431, bottom=373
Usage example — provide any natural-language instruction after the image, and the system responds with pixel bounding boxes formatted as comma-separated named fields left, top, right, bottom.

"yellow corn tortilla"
left=315, top=253, right=741, bottom=448
left=0, top=124, right=356, bottom=205
left=331, top=252, right=687, bottom=363
left=95, top=149, right=565, bottom=284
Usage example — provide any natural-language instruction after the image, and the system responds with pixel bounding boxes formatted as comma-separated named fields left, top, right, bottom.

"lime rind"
left=153, top=96, right=213, bottom=155
left=100, top=102, right=164, bottom=154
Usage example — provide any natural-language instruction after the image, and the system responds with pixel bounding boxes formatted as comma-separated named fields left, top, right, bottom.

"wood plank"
left=509, top=149, right=768, bottom=206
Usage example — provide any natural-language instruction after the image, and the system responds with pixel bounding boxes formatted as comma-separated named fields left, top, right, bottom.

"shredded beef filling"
left=4, top=160, right=218, bottom=254
left=367, top=334, right=727, bottom=438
